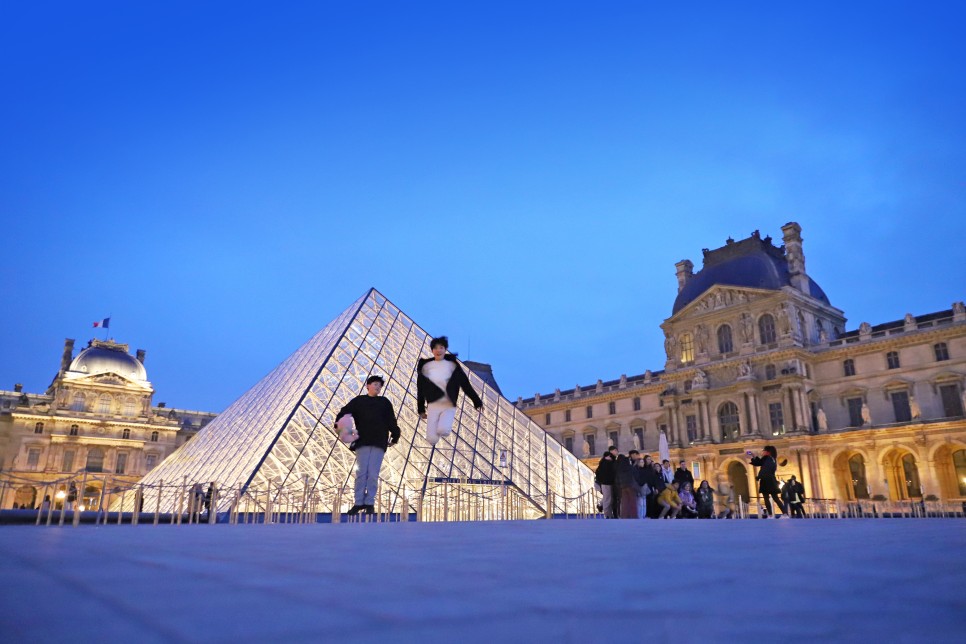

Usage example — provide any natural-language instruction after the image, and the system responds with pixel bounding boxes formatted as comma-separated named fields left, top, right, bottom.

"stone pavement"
left=1, top=519, right=964, bottom=643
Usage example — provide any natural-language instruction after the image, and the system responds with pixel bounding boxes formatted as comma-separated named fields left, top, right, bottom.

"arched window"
left=848, top=454, right=869, bottom=499
left=122, top=428, right=131, bottom=439
left=34, top=422, right=44, bottom=434
left=717, top=325, right=734, bottom=354
left=97, top=394, right=112, bottom=414
left=843, top=359, right=856, bottom=377
left=679, top=333, right=694, bottom=364
left=934, top=343, right=950, bottom=362
left=886, top=351, right=900, bottom=370
left=718, top=402, right=740, bottom=441
left=765, top=364, right=776, bottom=380
left=122, top=399, right=138, bottom=416
left=901, top=454, right=921, bottom=499
left=86, top=448, right=104, bottom=473
left=150, top=431, right=159, bottom=442
left=758, top=314, right=777, bottom=345
left=71, top=393, right=86, bottom=411
left=69, top=425, right=79, bottom=436
left=953, top=450, right=966, bottom=496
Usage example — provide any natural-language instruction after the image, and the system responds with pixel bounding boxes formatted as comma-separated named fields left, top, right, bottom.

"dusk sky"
left=1, top=2, right=964, bottom=414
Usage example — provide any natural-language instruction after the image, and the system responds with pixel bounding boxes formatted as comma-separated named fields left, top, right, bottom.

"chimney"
left=14, top=383, right=23, bottom=393
left=61, top=338, right=75, bottom=373
left=675, top=259, right=694, bottom=293
left=781, top=222, right=809, bottom=293
left=136, top=349, right=146, bottom=365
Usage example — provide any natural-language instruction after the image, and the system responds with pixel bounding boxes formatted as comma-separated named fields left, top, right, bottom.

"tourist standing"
left=335, top=375, right=401, bottom=516
left=750, top=446, right=787, bottom=518
left=784, top=475, right=807, bottom=518
left=674, top=460, right=694, bottom=489
left=416, top=336, right=483, bottom=446
left=594, top=446, right=618, bottom=518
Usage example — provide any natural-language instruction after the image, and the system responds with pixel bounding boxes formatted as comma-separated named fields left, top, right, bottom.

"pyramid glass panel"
left=122, top=288, right=597, bottom=517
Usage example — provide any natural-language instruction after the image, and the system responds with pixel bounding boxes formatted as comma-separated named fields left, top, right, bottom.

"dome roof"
left=672, top=235, right=830, bottom=315
left=69, top=341, right=147, bottom=381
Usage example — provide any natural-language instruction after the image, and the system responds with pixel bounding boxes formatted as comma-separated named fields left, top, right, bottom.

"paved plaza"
left=1, top=519, right=964, bottom=643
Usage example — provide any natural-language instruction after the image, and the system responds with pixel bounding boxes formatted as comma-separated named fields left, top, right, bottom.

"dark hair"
left=607, top=445, right=618, bottom=453
left=430, top=336, right=449, bottom=350
left=763, top=445, right=778, bottom=458
left=366, top=375, right=385, bottom=386
left=628, top=450, right=640, bottom=456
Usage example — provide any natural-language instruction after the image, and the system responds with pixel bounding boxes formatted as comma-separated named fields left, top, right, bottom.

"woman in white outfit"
left=416, top=336, right=483, bottom=445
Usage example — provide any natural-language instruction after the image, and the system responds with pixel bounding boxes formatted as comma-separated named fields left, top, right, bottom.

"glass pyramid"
left=124, top=289, right=597, bottom=518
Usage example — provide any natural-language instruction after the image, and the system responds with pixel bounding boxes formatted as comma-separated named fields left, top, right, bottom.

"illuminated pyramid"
left=128, top=289, right=596, bottom=518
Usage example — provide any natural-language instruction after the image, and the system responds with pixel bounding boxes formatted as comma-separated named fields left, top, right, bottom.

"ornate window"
left=848, top=454, right=870, bottom=499
left=953, top=450, right=966, bottom=496
left=718, top=402, right=740, bottom=440
left=633, top=397, right=641, bottom=412
left=758, top=314, right=777, bottom=345
left=563, top=436, right=575, bottom=454
left=34, top=422, right=44, bottom=434
left=145, top=454, right=158, bottom=470
left=150, top=431, right=159, bottom=442
left=608, top=431, right=619, bottom=448
left=86, top=448, right=104, bottom=473
left=122, top=399, right=138, bottom=416
left=901, top=454, right=921, bottom=498
left=122, top=428, right=131, bottom=439
left=633, top=426, right=645, bottom=450
left=843, top=359, right=856, bottom=377
left=115, top=453, right=128, bottom=475
left=768, top=402, right=784, bottom=435
left=939, top=384, right=963, bottom=417
left=847, top=398, right=864, bottom=427
left=26, top=449, right=41, bottom=471
left=62, top=450, right=75, bottom=473
left=679, top=333, right=694, bottom=365
left=584, top=433, right=596, bottom=456
left=544, top=413, right=551, bottom=426
left=608, top=401, right=616, bottom=415
left=97, top=394, right=113, bottom=414
left=564, top=409, right=572, bottom=422
left=765, top=364, right=776, bottom=380
left=717, top=324, right=734, bottom=354
left=934, top=343, right=950, bottom=362
left=585, top=405, right=593, bottom=419
left=69, top=425, right=79, bottom=436
left=891, top=391, right=911, bottom=423
left=886, top=351, right=900, bottom=370
left=71, top=393, right=86, bottom=411
left=685, top=415, right=698, bottom=443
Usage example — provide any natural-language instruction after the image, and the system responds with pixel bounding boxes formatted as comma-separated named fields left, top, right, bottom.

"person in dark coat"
left=614, top=451, right=644, bottom=519
left=783, top=475, right=807, bottom=518
left=750, top=445, right=787, bottom=518
left=594, top=446, right=618, bottom=518
left=416, top=336, right=483, bottom=446
left=641, top=458, right=663, bottom=518
left=695, top=480, right=715, bottom=519
left=673, top=460, right=695, bottom=489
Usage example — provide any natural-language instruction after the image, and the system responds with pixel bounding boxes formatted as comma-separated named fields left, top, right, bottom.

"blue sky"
left=1, top=2, right=964, bottom=412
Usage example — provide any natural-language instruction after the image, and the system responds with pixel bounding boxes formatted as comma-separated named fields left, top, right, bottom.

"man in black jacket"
left=750, top=445, right=787, bottom=518
left=416, top=336, right=483, bottom=446
left=594, top=446, right=618, bottom=518
left=335, top=375, right=401, bottom=516
left=673, top=459, right=695, bottom=489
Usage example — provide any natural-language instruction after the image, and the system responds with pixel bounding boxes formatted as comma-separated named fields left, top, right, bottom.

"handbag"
left=336, top=414, right=359, bottom=443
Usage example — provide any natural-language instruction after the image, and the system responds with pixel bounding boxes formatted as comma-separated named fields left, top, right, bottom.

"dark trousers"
left=790, top=502, right=806, bottom=518
left=619, top=488, right=640, bottom=519
left=761, top=492, right=786, bottom=517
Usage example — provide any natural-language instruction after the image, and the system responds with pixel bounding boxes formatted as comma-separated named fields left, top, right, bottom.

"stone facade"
left=0, top=339, right=216, bottom=510
left=519, top=223, right=966, bottom=504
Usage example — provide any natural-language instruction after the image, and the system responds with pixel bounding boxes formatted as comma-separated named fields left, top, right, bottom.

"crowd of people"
left=594, top=445, right=807, bottom=519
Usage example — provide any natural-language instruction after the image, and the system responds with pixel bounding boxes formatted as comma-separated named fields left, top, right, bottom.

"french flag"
left=92, top=317, right=111, bottom=328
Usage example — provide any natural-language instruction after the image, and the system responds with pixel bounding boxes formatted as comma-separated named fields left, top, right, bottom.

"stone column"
left=747, top=392, right=760, bottom=435
left=736, top=396, right=747, bottom=441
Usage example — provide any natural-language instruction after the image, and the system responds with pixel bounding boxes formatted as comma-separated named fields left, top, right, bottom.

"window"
left=34, top=422, right=44, bottom=434
left=26, top=449, right=41, bottom=471
left=686, top=415, right=698, bottom=443
left=848, top=454, right=870, bottom=499
left=691, top=462, right=701, bottom=480
left=97, top=394, right=113, bottom=414
left=891, top=391, right=912, bottom=423
left=765, top=364, right=776, bottom=380
left=585, top=434, right=596, bottom=456
left=886, top=351, right=900, bottom=370
left=683, top=379, right=693, bottom=393
left=115, top=453, right=128, bottom=475
left=608, top=401, right=616, bottom=415
left=717, top=324, right=734, bottom=354
left=150, top=431, right=159, bottom=442
left=769, top=402, right=785, bottom=435
left=71, top=393, right=85, bottom=411
left=939, top=384, right=964, bottom=417
left=901, top=454, right=921, bottom=498
left=122, top=428, right=131, bottom=439
left=62, top=450, right=75, bottom=473
left=679, top=333, right=694, bottom=364
left=564, top=436, right=574, bottom=454
left=847, top=398, right=864, bottom=428
left=544, top=413, right=551, bottom=426
left=86, top=448, right=104, bottom=472
left=953, top=450, right=966, bottom=496
left=608, top=431, right=619, bottom=448
left=759, top=314, right=777, bottom=345
left=718, top=402, right=740, bottom=440
left=843, top=359, right=856, bottom=377
left=122, top=399, right=138, bottom=416
left=586, top=406, right=593, bottom=420
left=633, top=427, right=644, bottom=450
left=934, top=343, right=950, bottom=362
left=633, top=397, right=641, bottom=412
left=69, top=425, right=79, bottom=436
left=564, top=409, right=572, bottom=422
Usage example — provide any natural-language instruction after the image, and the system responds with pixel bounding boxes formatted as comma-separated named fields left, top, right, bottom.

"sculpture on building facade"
left=695, top=324, right=709, bottom=354
left=664, top=333, right=677, bottom=361
left=692, top=370, right=709, bottom=389
left=861, top=402, right=872, bottom=426
left=909, top=395, right=922, bottom=421
left=817, top=406, right=828, bottom=432
left=738, top=360, right=753, bottom=379
left=740, top=313, right=754, bottom=344
left=859, top=322, right=872, bottom=335
left=778, top=303, right=793, bottom=336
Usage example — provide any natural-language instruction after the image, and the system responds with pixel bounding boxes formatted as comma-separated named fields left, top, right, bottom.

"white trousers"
left=426, top=402, right=457, bottom=445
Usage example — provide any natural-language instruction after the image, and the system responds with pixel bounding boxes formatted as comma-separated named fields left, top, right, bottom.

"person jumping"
left=416, top=336, right=483, bottom=445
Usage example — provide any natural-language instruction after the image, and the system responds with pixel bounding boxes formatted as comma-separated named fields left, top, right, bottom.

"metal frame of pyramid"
left=125, top=289, right=597, bottom=518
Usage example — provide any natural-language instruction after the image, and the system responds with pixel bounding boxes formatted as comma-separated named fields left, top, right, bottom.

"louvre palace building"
left=518, top=223, right=966, bottom=506
left=0, top=339, right=216, bottom=510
